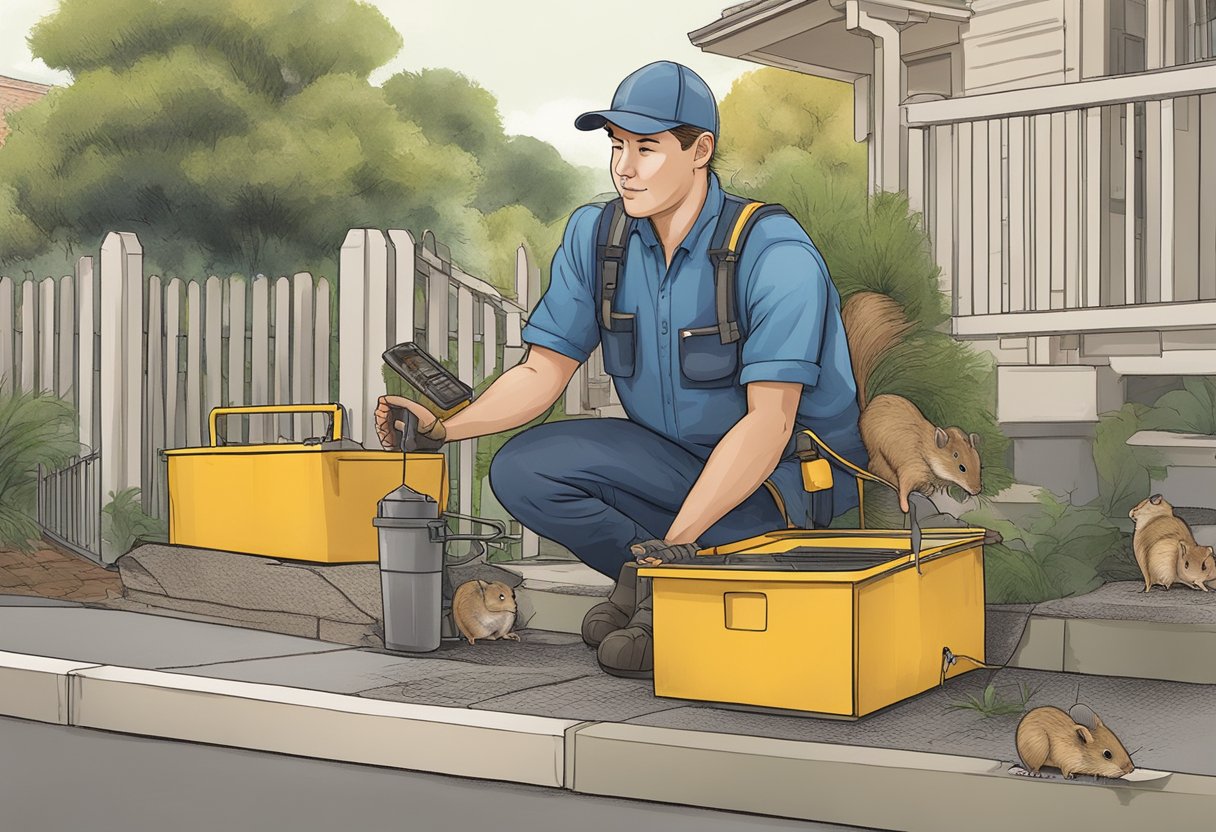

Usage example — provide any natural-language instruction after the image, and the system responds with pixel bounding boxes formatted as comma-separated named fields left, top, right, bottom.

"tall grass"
left=0, top=380, right=80, bottom=552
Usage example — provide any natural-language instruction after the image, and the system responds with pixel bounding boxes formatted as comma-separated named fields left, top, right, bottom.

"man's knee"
left=488, top=430, right=535, bottom=506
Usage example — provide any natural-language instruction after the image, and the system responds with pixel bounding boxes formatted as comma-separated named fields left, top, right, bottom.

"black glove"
left=631, top=538, right=701, bottom=564
left=384, top=406, right=446, bottom=453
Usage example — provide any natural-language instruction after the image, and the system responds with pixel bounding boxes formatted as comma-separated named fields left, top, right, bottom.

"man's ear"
left=694, top=132, right=715, bottom=169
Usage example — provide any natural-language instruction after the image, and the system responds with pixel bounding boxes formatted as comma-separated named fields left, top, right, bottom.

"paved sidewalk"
left=0, top=543, right=121, bottom=602
left=0, top=595, right=1212, bottom=831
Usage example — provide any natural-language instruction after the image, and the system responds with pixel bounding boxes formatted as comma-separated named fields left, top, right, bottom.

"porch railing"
left=905, top=62, right=1216, bottom=338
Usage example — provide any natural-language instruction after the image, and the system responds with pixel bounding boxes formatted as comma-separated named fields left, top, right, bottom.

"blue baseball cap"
left=575, top=61, right=719, bottom=138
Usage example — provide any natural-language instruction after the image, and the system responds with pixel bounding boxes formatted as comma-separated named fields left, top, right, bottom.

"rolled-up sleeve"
left=520, top=205, right=601, bottom=364
left=739, top=240, right=831, bottom=388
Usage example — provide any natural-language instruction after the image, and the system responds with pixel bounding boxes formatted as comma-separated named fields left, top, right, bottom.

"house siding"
left=0, top=76, right=52, bottom=147
left=961, top=0, right=1068, bottom=94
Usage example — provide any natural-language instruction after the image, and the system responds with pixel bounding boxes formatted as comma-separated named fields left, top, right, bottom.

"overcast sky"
left=1, top=0, right=757, bottom=169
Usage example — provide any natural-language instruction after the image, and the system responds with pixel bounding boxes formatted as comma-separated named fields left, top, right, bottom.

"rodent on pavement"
left=842, top=291, right=983, bottom=513
left=1130, top=493, right=1216, bottom=591
left=1015, top=705, right=1135, bottom=779
left=452, top=579, right=519, bottom=645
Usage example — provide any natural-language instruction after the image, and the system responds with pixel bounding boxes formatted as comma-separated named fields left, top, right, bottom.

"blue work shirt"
left=520, top=173, right=864, bottom=528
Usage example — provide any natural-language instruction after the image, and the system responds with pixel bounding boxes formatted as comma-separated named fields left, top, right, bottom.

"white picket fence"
left=2, top=227, right=570, bottom=563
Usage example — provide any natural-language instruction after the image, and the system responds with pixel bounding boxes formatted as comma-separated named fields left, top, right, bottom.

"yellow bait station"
left=639, top=429, right=989, bottom=718
left=163, top=404, right=448, bottom=564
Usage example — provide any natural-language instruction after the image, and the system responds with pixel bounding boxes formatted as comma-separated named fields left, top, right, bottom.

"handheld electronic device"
left=382, top=341, right=474, bottom=419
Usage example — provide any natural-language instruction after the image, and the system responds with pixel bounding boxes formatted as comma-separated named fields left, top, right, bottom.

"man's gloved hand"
left=375, top=395, right=446, bottom=452
left=631, top=539, right=701, bottom=565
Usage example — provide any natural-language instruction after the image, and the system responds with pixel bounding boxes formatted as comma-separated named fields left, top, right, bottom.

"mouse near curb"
left=1015, top=705, right=1135, bottom=780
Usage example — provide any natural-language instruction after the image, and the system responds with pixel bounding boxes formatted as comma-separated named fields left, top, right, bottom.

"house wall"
left=960, top=0, right=1069, bottom=94
left=0, top=75, right=51, bottom=147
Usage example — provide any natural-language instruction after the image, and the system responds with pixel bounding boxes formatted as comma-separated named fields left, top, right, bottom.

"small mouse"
left=452, top=579, right=519, bottom=645
left=1129, top=494, right=1215, bottom=592
left=1178, top=539, right=1216, bottom=591
left=859, top=395, right=983, bottom=514
left=1015, top=705, right=1134, bottom=780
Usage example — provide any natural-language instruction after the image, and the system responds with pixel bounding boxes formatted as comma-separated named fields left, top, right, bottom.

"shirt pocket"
left=678, top=325, right=739, bottom=388
left=600, top=313, right=636, bottom=378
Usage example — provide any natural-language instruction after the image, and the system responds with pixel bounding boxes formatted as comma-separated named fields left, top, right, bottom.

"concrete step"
left=112, top=545, right=608, bottom=646
left=1001, top=581, right=1216, bottom=684
left=495, top=561, right=611, bottom=635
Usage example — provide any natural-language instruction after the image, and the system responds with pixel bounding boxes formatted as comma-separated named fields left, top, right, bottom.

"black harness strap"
left=707, top=195, right=750, bottom=344
left=707, top=199, right=793, bottom=344
left=596, top=198, right=632, bottom=331
left=594, top=194, right=792, bottom=343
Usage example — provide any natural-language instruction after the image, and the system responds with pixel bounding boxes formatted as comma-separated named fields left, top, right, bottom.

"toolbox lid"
left=639, top=532, right=985, bottom=582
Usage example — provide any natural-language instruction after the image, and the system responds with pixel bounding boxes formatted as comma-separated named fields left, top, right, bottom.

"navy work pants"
left=488, top=418, right=787, bottom=578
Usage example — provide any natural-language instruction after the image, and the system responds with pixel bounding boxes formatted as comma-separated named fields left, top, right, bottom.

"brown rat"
left=452, top=579, right=519, bottom=645
left=842, top=292, right=983, bottom=513
left=1015, top=705, right=1134, bottom=779
left=1129, top=494, right=1215, bottom=592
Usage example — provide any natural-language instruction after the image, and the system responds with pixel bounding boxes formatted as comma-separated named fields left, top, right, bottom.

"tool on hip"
left=796, top=429, right=928, bottom=571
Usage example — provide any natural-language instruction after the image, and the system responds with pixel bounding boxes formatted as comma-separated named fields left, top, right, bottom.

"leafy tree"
left=381, top=67, right=503, bottom=159
left=481, top=204, right=564, bottom=298
left=382, top=68, right=596, bottom=226
left=717, top=69, right=865, bottom=188
left=477, top=136, right=597, bottom=224
left=0, top=0, right=483, bottom=278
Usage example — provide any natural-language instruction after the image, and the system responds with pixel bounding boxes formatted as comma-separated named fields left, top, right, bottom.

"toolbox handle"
left=208, top=404, right=347, bottom=446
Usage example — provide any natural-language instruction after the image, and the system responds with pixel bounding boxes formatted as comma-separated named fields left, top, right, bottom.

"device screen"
left=382, top=342, right=474, bottom=411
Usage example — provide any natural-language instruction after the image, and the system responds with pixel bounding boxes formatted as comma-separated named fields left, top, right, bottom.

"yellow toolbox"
left=163, top=404, right=448, bottom=564
left=639, top=529, right=986, bottom=718
left=638, top=428, right=989, bottom=718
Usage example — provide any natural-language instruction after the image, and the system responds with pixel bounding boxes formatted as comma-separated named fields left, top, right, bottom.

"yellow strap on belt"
left=797, top=427, right=896, bottom=530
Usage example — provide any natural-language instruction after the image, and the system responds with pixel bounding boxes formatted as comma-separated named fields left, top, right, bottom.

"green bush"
left=965, top=490, right=1123, bottom=603
left=0, top=382, right=79, bottom=552
left=1140, top=377, right=1216, bottom=434
left=1091, top=403, right=1168, bottom=520
left=956, top=374, right=1216, bottom=603
left=101, top=487, right=167, bottom=560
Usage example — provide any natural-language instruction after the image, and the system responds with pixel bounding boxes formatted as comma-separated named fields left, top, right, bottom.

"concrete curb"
left=0, top=650, right=98, bottom=725
left=2, top=651, right=1213, bottom=828
left=68, top=665, right=577, bottom=788
left=568, top=723, right=1215, bottom=832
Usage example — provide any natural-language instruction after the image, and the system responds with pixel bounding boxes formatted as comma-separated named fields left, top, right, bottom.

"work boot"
left=581, top=561, right=641, bottom=648
left=596, top=580, right=653, bottom=679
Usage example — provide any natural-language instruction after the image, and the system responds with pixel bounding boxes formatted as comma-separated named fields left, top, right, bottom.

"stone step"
left=495, top=561, right=612, bottom=635
left=111, top=545, right=608, bottom=646
left=1002, top=581, right=1216, bottom=685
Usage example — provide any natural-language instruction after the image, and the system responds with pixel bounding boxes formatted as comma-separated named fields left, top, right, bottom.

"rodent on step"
left=1015, top=705, right=1135, bottom=780
left=1130, top=494, right=1216, bottom=592
left=842, top=292, right=983, bottom=513
left=452, top=579, right=519, bottom=645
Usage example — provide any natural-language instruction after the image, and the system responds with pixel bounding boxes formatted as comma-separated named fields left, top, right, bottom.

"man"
left=376, top=61, right=867, bottom=677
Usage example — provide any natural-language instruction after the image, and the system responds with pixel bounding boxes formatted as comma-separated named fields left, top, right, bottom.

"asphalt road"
left=0, top=716, right=884, bottom=832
